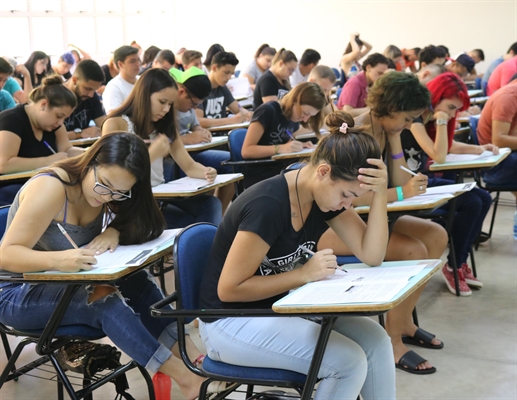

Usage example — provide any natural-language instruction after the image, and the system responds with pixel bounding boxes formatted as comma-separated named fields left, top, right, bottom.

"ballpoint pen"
left=298, top=245, right=348, bottom=272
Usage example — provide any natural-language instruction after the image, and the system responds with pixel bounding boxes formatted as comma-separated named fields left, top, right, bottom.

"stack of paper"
left=152, top=173, right=242, bottom=194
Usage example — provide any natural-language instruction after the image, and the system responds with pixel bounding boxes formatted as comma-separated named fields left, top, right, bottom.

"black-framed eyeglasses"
left=185, top=87, right=203, bottom=108
left=93, top=165, right=132, bottom=201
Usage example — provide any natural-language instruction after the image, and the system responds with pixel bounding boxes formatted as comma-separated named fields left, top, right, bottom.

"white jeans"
left=200, top=316, right=396, bottom=400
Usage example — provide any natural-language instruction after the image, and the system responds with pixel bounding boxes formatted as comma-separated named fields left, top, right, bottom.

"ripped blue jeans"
left=0, top=270, right=180, bottom=372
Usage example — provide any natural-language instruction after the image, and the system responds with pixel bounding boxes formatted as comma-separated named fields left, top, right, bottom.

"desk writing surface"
left=429, top=147, right=511, bottom=171
left=152, top=173, right=243, bottom=198
left=468, top=89, right=483, bottom=97
left=70, top=137, right=99, bottom=146
left=294, top=130, right=330, bottom=141
left=0, top=169, right=37, bottom=182
left=272, top=147, right=315, bottom=160
left=273, top=259, right=442, bottom=313
left=23, top=229, right=181, bottom=281
left=208, top=121, right=250, bottom=132
left=237, top=98, right=253, bottom=108
left=184, top=136, right=228, bottom=152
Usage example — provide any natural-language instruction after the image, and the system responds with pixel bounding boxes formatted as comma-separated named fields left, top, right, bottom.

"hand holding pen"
left=298, top=245, right=348, bottom=272
left=56, top=223, right=96, bottom=272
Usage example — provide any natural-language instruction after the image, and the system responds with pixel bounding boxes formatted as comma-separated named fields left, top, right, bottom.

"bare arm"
left=0, top=176, right=96, bottom=272
left=195, top=107, right=246, bottom=128
left=358, top=40, right=373, bottom=59
left=169, top=135, right=215, bottom=181
left=12, top=89, right=28, bottom=104
left=410, top=117, right=448, bottom=164
left=491, top=120, right=517, bottom=150
left=241, top=121, right=304, bottom=159
left=342, top=105, right=370, bottom=118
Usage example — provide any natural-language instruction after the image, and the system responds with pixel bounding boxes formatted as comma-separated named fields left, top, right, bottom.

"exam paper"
left=152, top=173, right=242, bottom=194
left=183, top=136, right=227, bottom=150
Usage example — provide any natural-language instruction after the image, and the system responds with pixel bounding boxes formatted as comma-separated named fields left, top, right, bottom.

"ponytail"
left=29, top=75, right=77, bottom=109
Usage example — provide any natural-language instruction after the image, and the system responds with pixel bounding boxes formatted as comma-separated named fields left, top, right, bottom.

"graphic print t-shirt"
left=199, top=171, right=343, bottom=320
left=64, top=93, right=106, bottom=131
left=199, top=86, right=235, bottom=119
left=249, top=101, right=299, bottom=149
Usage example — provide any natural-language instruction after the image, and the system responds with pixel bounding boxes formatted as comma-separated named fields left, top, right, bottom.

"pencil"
left=43, top=140, right=56, bottom=154
left=399, top=165, right=418, bottom=177
left=57, top=223, right=79, bottom=249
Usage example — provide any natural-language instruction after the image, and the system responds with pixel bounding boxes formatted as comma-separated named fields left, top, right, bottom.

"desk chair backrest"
left=0, top=205, right=9, bottom=240
left=331, top=68, right=341, bottom=82
left=173, top=223, right=217, bottom=322
left=469, top=115, right=481, bottom=145
left=482, top=80, right=488, bottom=96
left=227, top=128, right=247, bottom=163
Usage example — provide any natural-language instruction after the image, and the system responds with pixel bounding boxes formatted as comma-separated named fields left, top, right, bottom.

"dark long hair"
left=108, top=68, right=178, bottom=141
left=44, top=132, right=165, bottom=244
left=24, top=51, right=51, bottom=87
left=204, top=44, right=225, bottom=68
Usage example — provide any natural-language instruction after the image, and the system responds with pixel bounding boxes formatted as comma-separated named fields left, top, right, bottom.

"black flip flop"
left=402, top=327, right=444, bottom=349
left=395, top=350, right=437, bottom=375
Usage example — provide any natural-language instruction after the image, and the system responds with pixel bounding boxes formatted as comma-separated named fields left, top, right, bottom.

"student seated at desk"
left=14, top=51, right=51, bottom=92
left=182, top=50, right=203, bottom=71
left=202, top=44, right=225, bottom=75
left=402, top=72, right=496, bottom=296
left=196, top=52, right=252, bottom=129
left=102, top=68, right=222, bottom=229
left=350, top=73, right=448, bottom=374
left=253, top=48, right=297, bottom=108
left=0, top=57, right=28, bottom=104
left=63, top=60, right=106, bottom=140
left=477, top=78, right=517, bottom=196
left=418, top=45, right=446, bottom=69
left=152, top=49, right=176, bottom=71
left=241, top=82, right=325, bottom=188
left=0, top=76, right=84, bottom=206
left=340, top=32, right=372, bottom=78
left=52, top=52, right=75, bottom=81
left=199, top=114, right=395, bottom=400
left=241, top=44, right=276, bottom=90
left=336, top=53, right=389, bottom=117
left=0, top=133, right=229, bottom=400
left=289, top=48, right=321, bottom=87
left=170, top=67, right=234, bottom=213
left=482, top=42, right=517, bottom=90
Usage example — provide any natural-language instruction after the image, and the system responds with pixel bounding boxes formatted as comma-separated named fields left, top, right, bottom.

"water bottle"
left=514, top=210, right=517, bottom=240
left=152, top=371, right=172, bottom=400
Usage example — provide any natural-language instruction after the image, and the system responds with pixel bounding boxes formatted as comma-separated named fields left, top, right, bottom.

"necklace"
left=294, top=168, right=307, bottom=238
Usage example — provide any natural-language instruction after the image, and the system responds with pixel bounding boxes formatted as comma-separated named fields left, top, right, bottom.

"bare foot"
left=393, top=341, right=433, bottom=371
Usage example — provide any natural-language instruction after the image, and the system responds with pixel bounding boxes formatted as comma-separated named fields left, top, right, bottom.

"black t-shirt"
left=400, top=116, right=425, bottom=172
left=199, top=171, right=343, bottom=321
left=198, top=86, right=235, bottom=119
left=0, top=104, right=58, bottom=159
left=64, top=93, right=106, bottom=131
left=250, top=101, right=299, bottom=147
left=253, top=70, right=290, bottom=108
left=101, top=64, right=113, bottom=86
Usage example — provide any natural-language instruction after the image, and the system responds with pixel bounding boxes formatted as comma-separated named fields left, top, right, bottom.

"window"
left=65, top=0, right=94, bottom=13
left=32, top=17, right=64, bottom=55
left=0, top=17, right=30, bottom=56
left=30, top=0, right=61, bottom=12
left=0, top=0, right=27, bottom=12
left=67, top=17, right=96, bottom=54
left=96, top=17, right=123, bottom=54
left=95, top=0, right=122, bottom=13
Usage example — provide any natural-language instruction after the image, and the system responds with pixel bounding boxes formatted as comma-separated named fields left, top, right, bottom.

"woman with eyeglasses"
left=0, top=75, right=84, bottom=206
left=0, top=132, right=233, bottom=399
left=102, top=68, right=222, bottom=228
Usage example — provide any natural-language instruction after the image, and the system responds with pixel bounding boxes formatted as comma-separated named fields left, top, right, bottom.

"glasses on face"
left=185, top=88, right=203, bottom=108
left=93, top=165, right=131, bottom=201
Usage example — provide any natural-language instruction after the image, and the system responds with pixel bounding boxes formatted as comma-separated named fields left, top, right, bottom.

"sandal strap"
left=398, top=350, right=427, bottom=370
left=413, top=327, right=436, bottom=344
left=193, top=354, right=205, bottom=368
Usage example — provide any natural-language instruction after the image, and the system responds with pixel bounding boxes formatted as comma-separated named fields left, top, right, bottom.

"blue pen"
left=285, top=129, right=294, bottom=141
left=298, top=245, right=348, bottom=273
left=43, top=140, right=56, bottom=154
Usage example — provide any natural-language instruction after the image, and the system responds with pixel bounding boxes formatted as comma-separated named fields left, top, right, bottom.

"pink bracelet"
left=391, top=151, right=404, bottom=160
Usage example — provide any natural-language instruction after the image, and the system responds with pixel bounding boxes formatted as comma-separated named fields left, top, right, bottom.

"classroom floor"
left=1, top=191, right=516, bottom=400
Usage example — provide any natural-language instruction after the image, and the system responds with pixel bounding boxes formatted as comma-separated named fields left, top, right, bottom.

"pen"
left=57, top=223, right=78, bottom=249
left=43, top=140, right=56, bottom=154
left=197, top=183, right=213, bottom=190
left=298, top=245, right=348, bottom=273
left=399, top=165, right=418, bottom=177
left=285, top=129, right=294, bottom=141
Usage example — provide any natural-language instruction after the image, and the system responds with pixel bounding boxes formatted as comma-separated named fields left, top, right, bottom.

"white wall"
left=168, top=0, right=516, bottom=73
left=2, top=0, right=516, bottom=72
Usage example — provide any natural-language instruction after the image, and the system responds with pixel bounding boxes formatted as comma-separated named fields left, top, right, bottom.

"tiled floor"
left=1, top=192, right=516, bottom=400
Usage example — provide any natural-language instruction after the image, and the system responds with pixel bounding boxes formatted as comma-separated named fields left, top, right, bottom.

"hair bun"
left=325, top=110, right=355, bottom=134
left=42, top=75, right=64, bottom=87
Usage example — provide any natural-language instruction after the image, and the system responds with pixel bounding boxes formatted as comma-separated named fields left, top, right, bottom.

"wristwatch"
left=436, top=118, right=448, bottom=126
left=74, top=128, right=82, bottom=138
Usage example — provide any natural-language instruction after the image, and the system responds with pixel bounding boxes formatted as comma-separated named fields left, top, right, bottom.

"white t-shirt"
left=103, top=75, right=136, bottom=114
left=289, top=65, right=308, bottom=87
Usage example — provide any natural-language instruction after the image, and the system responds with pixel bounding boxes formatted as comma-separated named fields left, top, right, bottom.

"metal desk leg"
left=301, top=316, right=337, bottom=400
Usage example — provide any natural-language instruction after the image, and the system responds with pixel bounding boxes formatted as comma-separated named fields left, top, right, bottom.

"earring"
left=41, top=107, right=45, bottom=111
